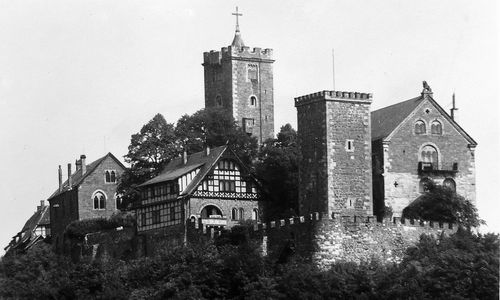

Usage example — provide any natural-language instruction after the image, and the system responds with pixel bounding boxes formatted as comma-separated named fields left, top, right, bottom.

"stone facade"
left=372, top=89, right=477, bottom=218
left=203, top=44, right=274, bottom=144
left=295, top=91, right=373, bottom=217
left=48, top=153, right=126, bottom=250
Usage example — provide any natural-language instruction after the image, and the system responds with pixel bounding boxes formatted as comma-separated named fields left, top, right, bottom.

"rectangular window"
left=152, top=210, right=160, bottom=224
left=140, top=213, right=146, bottom=227
left=247, top=64, right=258, bottom=82
left=219, top=180, right=236, bottom=192
left=243, top=118, right=254, bottom=134
left=170, top=207, right=176, bottom=221
left=345, top=140, right=354, bottom=152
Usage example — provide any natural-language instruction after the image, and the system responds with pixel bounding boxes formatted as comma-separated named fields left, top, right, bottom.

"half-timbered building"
left=135, top=145, right=262, bottom=250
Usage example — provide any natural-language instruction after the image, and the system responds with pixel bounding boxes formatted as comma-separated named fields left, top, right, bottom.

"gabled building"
left=371, top=82, right=477, bottom=218
left=135, top=145, right=262, bottom=250
left=4, top=200, right=50, bottom=255
left=47, top=153, right=127, bottom=249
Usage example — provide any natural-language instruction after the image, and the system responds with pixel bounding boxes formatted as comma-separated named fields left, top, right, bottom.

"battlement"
left=203, top=46, right=274, bottom=65
left=294, top=90, right=373, bottom=107
left=187, top=212, right=457, bottom=239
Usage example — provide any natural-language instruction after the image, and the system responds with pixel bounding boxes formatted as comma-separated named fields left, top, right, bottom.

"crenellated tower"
left=203, top=7, right=275, bottom=144
left=295, top=91, right=373, bottom=217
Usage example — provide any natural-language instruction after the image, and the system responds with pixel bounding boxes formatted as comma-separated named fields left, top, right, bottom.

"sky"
left=0, top=0, right=498, bottom=254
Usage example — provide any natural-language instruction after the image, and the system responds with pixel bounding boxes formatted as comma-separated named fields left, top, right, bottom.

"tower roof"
left=231, top=6, right=245, bottom=48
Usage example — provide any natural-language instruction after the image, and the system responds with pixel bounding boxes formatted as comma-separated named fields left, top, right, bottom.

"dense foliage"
left=1, top=229, right=497, bottom=299
left=255, top=124, right=300, bottom=219
left=64, top=212, right=136, bottom=239
left=402, top=182, right=484, bottom=229
left=118, top=109, right=257, bottom=207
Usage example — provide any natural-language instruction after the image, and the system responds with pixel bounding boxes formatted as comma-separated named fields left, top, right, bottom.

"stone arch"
left=418, top=142, right=442, bottom=169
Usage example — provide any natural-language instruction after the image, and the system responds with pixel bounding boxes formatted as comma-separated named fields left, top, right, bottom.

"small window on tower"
left=215, top=95, right=222, bottom=107
left=247, top=64, right=258, bottom=82
left=345, top=140, right=354, bottom=152
left=249, top=96, right=257, bottom=106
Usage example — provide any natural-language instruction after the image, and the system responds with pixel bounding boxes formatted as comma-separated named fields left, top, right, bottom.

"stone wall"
left=381, top=97, right=476, bottom=217
left=189, top=212, right=457, bottom=269
left=203, top=46, right=275, bottom=144
left=295, top=91, right=373, bottom=217
left=78, top=155, right=123, bottom=220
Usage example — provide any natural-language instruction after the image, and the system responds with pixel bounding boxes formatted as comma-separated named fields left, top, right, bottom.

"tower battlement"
left=295, top=90, right=372, bottom=107
left=203, top=46, right=274, bottom=65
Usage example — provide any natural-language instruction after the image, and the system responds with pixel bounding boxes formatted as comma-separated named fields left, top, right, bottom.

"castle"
left=5, top=8, right=477, bottom=264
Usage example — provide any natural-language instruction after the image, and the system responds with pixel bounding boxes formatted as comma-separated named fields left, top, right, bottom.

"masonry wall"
left=383, top=98, right=476, bottom=217
left=188, top=197, right=261, bottom=226
left=78, top=156, right=123, bottom=220
left=325, top=100, right=372, bottom=216
left=296, top=100, right=328, bottom=215
left=203, top=46, right=275, bottom=144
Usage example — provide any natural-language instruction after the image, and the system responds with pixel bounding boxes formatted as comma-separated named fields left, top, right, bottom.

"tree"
left=175, top=108, right=258, bottom=165
left=118, top=114, right=180, bottom=207
left=255, top=124, right=300, bottom=219
left=402, top=181, right=484, bottom=229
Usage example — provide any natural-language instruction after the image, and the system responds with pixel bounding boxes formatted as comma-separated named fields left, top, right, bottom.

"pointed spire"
left=231, top=6, right=245, bottom=48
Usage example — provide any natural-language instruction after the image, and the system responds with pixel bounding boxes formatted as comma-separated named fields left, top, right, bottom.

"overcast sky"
left=0, top=0, right=498, bottom=254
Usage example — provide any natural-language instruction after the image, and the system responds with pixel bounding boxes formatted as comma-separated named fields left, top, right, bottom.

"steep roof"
left=371, top=96, right=423, bottom=141
left=48, top=152, right=126, bottom=200
left=4, top=205, right=50, bottom=252
left=140, top=145, right=228, bottom=196
left=371, top=92, right=477, bottom=146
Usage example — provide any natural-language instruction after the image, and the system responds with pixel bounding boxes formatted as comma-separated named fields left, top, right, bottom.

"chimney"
left=67, top=163, right=72, bottom=189
left=37, top=200, right=45, bottom=211
left=205, top=145, right=210, bottom=156
left=75, top=159, right=81, bottom=171
left=183, top=150, right=188, bottom=165
left=58, top=165, right=63, bottom=192
left=80, top=154, right=86, bottom=174
left=450, top=93, right=459, bottom=122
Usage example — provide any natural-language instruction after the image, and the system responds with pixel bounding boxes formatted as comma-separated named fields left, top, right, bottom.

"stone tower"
left=295, top=91, right=373, bottom=217
left=203, top=8, right=275, bottom=144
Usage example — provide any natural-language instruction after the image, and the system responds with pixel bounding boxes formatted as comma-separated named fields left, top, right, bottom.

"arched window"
left=250, top=96, right=257, bottom=106
left=239, top=208, right=244, bottom=220
left=105, top=171, right=111, bottom=183
left=93, top=191, right=106, bottom=210
left=252, top=208, right=259, bottom=221
left=215, top=95, right=222, bottom=107
left=231, top=208, right=238, bottom=220
left=414, top=120, right=426, bottom=134
left=115, top=193, right=121, bottom=209
left=431, top=120, right=442, bottom=135
left=420, top=145, right=438, bottom=165
left=419, top=178, right=432, bottom=193
left=443, top=178, right=456, bottom=192
left=110, top=171, right=116, bottom=183
left=200, top=205, right=222, bottom=219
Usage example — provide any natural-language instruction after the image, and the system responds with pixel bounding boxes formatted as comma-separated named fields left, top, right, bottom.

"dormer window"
left=431, top=120, right=442, bottom=135
left=415, top=120, right=426, bottom=134
left=105, top=170, right=117, bottom=183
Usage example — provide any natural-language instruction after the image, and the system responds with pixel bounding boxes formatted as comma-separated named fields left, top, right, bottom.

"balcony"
left=201, top=215, right=228, bottom=226
left=418, top=162, right=458, bottom=175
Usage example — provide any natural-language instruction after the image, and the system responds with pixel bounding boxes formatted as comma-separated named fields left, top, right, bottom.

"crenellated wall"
left=187, top=212, right=457, bottom=268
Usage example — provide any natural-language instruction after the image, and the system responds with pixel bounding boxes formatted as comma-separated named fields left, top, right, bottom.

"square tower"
left=203, top=14, right=274, bottom=144
left=295, top=91, right=373, bottom=217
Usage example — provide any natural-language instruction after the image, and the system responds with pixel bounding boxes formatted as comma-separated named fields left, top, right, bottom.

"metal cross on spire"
left=232, top=6, right=242, bottom=32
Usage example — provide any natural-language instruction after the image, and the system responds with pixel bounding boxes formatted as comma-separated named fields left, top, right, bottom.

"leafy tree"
left=402, top=181, right=484, bottom=229
left=118, top=114, right=181, bottom=206
left=255, top=124, right=300, bottom=219
left=175, top=107, right=258, bottom=165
